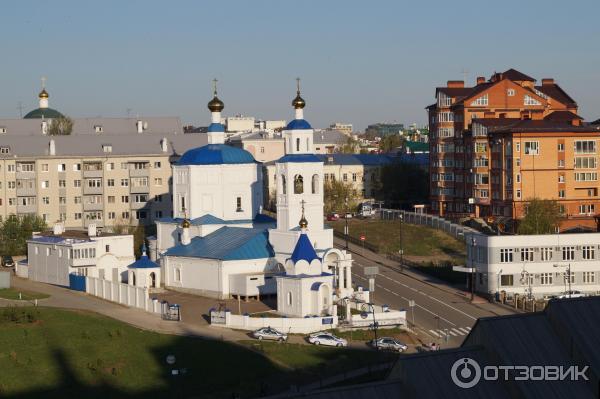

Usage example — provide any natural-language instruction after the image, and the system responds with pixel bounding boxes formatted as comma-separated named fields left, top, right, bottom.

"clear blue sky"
left=1, top=0, right=599, bottom=130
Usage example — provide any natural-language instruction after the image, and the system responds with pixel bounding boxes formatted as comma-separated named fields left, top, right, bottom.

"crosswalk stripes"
left=427, top=326, right=472, bottom=338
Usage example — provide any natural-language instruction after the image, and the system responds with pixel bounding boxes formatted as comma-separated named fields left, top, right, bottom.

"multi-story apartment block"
left=428, top=68, right=600, bottom=230
left=0, top=88, right=205, bottom=229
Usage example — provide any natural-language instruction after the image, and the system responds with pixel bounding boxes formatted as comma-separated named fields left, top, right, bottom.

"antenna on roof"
left=460, top=68, right=469, bottom=82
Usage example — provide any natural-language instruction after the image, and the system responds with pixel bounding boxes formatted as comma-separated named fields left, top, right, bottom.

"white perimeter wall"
left=212, top=311, right=338, bottom=334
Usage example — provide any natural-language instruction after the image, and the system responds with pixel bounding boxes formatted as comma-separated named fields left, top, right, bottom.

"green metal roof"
left=23, top=108, right=64, bottom=119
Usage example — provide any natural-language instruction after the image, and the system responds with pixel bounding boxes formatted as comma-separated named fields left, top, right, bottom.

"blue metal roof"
left=178, top=144, right=256, bottom=166
left=317, top=153, right=397, bottom=166
left=207, top=123, right=225, bottom=132
left=278, top=154, right=322, bottom=163
left=286, top=119, right=312, bottom=130
left=290, top=232, right=320, bottom=264
left=129, top=254, right=159, bottom=269
left=158, top=213, right=275, bottom=227
left=165, top=227, right=274, bottom=261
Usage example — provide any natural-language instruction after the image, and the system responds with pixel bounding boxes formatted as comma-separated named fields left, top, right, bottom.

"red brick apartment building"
left=428, top=68, right=600, bottom=231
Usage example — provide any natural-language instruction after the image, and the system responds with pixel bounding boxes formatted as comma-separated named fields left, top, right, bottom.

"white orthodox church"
left=152, top=81, right=354, bottom=317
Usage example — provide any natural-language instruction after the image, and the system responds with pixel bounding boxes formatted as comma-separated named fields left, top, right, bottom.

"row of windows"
left=500, top=271, right=596, bottom=286
left=499, top=246, right=597, bottom=263
left=0, top=194, right=164, bottom=206
left=3, top=161, right=162, bottom=173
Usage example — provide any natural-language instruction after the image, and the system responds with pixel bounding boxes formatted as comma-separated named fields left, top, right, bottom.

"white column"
left=295, top=108, right=303, bottom=120
left=345, top=264, right=352, bottom=290
left=211, top=111, right=221, bottom=124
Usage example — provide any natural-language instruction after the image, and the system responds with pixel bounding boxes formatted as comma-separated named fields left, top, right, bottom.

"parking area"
left=151, top=290, right=277, bottom=326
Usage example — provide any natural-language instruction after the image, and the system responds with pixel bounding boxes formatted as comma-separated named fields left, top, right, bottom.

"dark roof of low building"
left=543, top=110, right=583, bottom=121
left=472, top=118, right=600, bottom=133
left=492, top=68, right=536, bottom=82
left=23, top=107, right=64, bottom=119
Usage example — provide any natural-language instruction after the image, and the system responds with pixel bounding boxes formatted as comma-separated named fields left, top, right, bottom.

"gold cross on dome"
left=212, top=78, right=218, bottom=96
left=296, top=77, right=301, bottom=93
left=41, top=76, right=47, bottom=89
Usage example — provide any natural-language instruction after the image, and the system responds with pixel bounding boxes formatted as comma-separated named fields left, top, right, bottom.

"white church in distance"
left=150, top=80, right=355, bottom=317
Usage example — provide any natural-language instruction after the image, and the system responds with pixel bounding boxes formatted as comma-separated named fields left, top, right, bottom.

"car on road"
left=326, top=213, right=340, bottom=221
left=369, top=337, right=408, bottom=352
left=344, top=213, right=353, bottom=219
left=1, top=255, right=14, bottom=268
left=252, top=327, right=288, bottom=342
left=308, top=331, right=336, bottom=339
left=308, top=333, right=347, bottom=347
left=556, top=290, right=585, bottom=299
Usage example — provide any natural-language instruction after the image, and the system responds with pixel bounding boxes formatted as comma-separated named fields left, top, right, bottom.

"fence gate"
left=69, top=273, right=86, bottom=291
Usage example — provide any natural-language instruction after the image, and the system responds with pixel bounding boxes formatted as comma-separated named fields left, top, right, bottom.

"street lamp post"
left=360, top=303, right=378, bottom=349
left=344, top=197, right=349, bottom=250
left=399, top=213, right=404, bottom=273
left=553, top=263, right=572, bottom=298
left=470, top=236, right=476, bottom=302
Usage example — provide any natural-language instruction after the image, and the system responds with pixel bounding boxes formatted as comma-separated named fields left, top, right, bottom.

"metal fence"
left=378, top=209, right=478, bottom=242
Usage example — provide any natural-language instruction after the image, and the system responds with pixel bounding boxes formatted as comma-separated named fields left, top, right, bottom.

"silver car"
left=308, top=333, right=347, bottom=347
left=370, top=337, right=408, bottom=352
left=252, top=327, right=288, bottom=342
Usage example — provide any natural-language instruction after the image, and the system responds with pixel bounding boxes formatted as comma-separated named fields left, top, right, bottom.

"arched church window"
left=306, top=138, right=310, bottom=151
left=131, top=272, right=136, bottom=286
left=287, top=292, right=293, bottom=306
left=311, top=174, right=319, bottom=194
left=281, top=175, right=287, bottom=194
left=296, top=138, right=300, bottom=152
left=294, top=175, right=304, bottom=194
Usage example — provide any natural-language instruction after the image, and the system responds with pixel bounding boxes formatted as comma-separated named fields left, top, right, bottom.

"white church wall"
left=85, top=275, right=161, bottom=315
left=212, top=311, right=338, bottom=334
left=220, top=258, right=273, bottom=296
left=164, top=256, right=222, bottom=298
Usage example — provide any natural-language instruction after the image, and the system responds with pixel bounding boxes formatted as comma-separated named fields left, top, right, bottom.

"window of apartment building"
left=131, top=177, right=148, bottom=187
left=588, top=189, right=598, bottom=197
left=500, top=248, right=513, bottom=263
left=575, top=140, right=596, bottom=154
left=437, top=127, right=454, bottom=137
left=524, top=95, right=542, bottom=106
left=574, top=156, right=597, bottom=169
left=120, top=162, right=128, bottom=170
left=58, top=164, right=66, bottom=172
left=515, top=143, right=520, bottom=152
left=475, top=143, right=487, bottom=153
left=558, top=159, right=565, bottom=168
left=59, top=197, right=66, bottom=204
left=470, top=94, right=488, bottom=106
left=108, top=212, right=115, bottom=220
left=541, top=247, right=553, bottom=261
left=74, top=180, right=81, bottom=187
left=0, top=147, right=10, bottom=154
left=8, top=198, right=15, bottom=206
left=437, top=92, right=452, bottom=107
left=437, top=112, right=454, bottom=122
left=516, top=158, right=521, bottom=167
left=41, top=163, right=48, bottom=172
left=107, top=196, right=115, bottom=204
left=121, top=179, right=129, bottom=187
left=59, top=213, right=66, bottom=221
left=154, top=178, right=162, bottom=186
left=103, top=146, right=113, bottom=154
left=154, top=194, right=162, bottom=202
left=478, top=189, right=489, bottom=198
left=559, top=190, right=565, bottom=198
left=135, top=211, right=147, bottom=220
left=521, top=248, right=534, bottom=262
left=41, top=181, right=49, bottom=189
left=540, top=273, right=553, bottom=285
left=558, top=143, right=565, bottom=152
left=107, top=179, right=115, bottom=187
left=343, top=173, right=348, bottom=182
left=74, top=196, right=82, bottom=204
left=154, top=161, right=161, bottom=168
left=87, top=178, right=102, bottom=188
left=524, top=141, right=539, bottom=155
left=565, top=270, right=575, bottom=284
left=236, top=197, right=242, bottom=212
left=59, top=180, right=66, bottom=187
left=575, top=172, right=598, bottom=182
left=42, top=197, right=50, bottom=205
left=475, top=174, right=489, bottom=185
left=516, top=189, right=522, bottom=199
left=579, top=204, right=595, bottom=214
left=515, top=173, right=521, bottom=183
left=18, top=163, right=35, bottom=172
left=19, top=197, right=35, bottom=206
left=507, top=89, right=515, bottom=96
left=352, top=173, right=357, bottom=182
left=106, top=162, right=114, bottom=171
left=558, top=175, right=565, bottom=183
left=134, top=194, right=148, bottom=203
left=73, top=163, right=81, bottom=171
left=562, top=246, right=575, bottom=261
left=7, top=164, right=15, bottom=172
left=132, top=162, right=148, bottom=170
left=500, top=274, right=513, bottom=286
left=155, top=211, right=163, bottom=218
left=122, top=211, right=130, bottom=219
left=7, top=181, right=15, bottom=189
left=86, top=195, right=102, bottom=205
left=121, top=196, right=129, bottom=203
left=583, top=271, right=596, bottom=284
left=583, top=245, right=595, bottom=260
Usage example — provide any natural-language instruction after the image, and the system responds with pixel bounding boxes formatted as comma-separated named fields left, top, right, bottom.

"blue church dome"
left=178, top=144, right=256, bottom=166
left=290, top=232, right=320, bottom=264
left=286, top=119, right=312, bottom=130
left=207, top=123, right=225, bottom=132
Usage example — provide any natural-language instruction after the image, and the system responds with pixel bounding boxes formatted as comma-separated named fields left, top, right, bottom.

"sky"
left=1, top=0, right=599, bottom=131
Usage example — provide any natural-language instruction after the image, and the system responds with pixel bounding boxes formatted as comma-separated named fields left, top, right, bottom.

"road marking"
left=354, top=262, right=477, bottom=321
left=458, top=327, right=471, bottom=334
left=450, top=328, right=464, bottom=336
left=429, top=329, right=441, bottom=338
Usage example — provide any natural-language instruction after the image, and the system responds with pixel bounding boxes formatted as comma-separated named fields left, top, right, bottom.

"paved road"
left=335, top=237, right=518, bottom=348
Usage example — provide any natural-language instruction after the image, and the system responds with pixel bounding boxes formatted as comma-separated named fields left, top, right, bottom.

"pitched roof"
left=278, top=154, right=322, bottom=163
left=128, top=254, right=159, bottom=269
left=494, top=68, right=536, bottom=82
left=543, top=110, right=583, bottom=121
left=290, top=232, right=320, bottom=264
left=534, top=84, right=577, bottom=107
left=164, top=227, right=274, bottom=261
left=177, top=144, right=256, bottom=166
left=473, top=118, right=600, bottom=133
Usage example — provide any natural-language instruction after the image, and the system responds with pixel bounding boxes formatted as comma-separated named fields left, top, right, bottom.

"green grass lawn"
left=0, top=307, right=392, bottom=398
left=0, top=288, right=50, bottom=300
left=330, top=219, right=465, bottom=263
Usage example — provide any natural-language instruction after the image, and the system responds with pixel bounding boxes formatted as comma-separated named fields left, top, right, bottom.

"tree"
left=48, top=116, right=73, bottom=136
left=109, top=217, right=149, bottom=258
left=0, top=214, right=47, bottom=256
left=379, top=161, right=429, bottom=208
left=379, top=134, right=403, bottom=153
left=324, top=179, right=360, bottom=215
left=517, top=199, right=561, bottom=235
left=338, top=137, right=360, bottom=154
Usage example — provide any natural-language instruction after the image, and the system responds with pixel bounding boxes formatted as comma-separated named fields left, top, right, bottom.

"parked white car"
left=556, top=291, right=585, bottom=299
left=308, top=333, right=347, bottom=347
left=369, top=337, right=408, bottom=352
left=252, top=327, right=288, bottom=342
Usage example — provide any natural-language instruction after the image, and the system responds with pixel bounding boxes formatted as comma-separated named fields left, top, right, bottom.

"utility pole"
left=470, top=236, right=476, bottom=302
left=399, top=213, right=404, bottom=273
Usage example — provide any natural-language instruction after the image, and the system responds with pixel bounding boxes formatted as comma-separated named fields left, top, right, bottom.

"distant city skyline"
left=1, top=0, right=599, bottom=131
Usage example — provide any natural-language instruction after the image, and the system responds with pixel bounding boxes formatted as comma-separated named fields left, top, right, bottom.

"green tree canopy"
left=379, top=134, right=403, bottom=153
left=517, top=199, right=561, bottom=235
left=338, top=137, right=360, bottom=154
left=48, top=116, right=73, bottom=136
left=0, top=215, right=47, bottom=256
left=324, top=179, right=360, bottom=215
